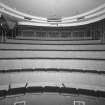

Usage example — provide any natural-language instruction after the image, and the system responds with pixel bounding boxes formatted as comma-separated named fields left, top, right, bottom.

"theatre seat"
left=78, top=88, right=96, bottom=97
left=7, top=87, right=26, bottom=95
left=27, top=86, right=43, bottom=93
left=60, top=87, right=78, bottom=94
left=0, top=90, right=7, bottom=97
left=44, top=86, right=59, bottom=93
left=96, top=91, right=105, bottom=98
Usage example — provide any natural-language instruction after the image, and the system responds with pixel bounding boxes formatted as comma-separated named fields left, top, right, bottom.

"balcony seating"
left=96, top=91, right=105, bottom=98
left=60, top=87, right=78, bottom=94
left=0, top=90, right=7, bottom=97
left=27, top=86, right=43, bottom=93
left=78, top=88, right=96, bottom=97
left=7, top=87, right=26, bottom=95
left=44, top=86, right=59, bottom=93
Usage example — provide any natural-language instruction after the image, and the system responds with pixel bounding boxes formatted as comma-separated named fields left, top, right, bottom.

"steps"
left=6, top=39, right=101, bottom=45
left=0, top=39, right=105, bottom=71
left=0, top=39, right=105, bottom=96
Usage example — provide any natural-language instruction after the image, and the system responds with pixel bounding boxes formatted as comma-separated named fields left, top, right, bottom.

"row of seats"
left=0, top=68, right=105, bottom=74
left=6, top=39, right=101, bottom=45
left=0, top=50, right=105, bottom=59
left=1, top=43, right=105, bottom=51
left=0, top=86, right=105, bottom=98
left=0, top=59, right=104, bottom=71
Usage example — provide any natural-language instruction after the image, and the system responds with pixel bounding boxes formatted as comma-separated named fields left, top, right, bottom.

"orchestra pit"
left=0, top=0, right=105, bottom=105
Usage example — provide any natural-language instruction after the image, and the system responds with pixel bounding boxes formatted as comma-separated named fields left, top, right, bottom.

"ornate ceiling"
left=0, top=0, right=105, bottom=26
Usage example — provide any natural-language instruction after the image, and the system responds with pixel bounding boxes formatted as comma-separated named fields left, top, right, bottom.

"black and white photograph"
left=0, top=0, right=105, bottom=105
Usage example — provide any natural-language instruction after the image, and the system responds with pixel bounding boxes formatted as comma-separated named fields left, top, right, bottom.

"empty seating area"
left=1, top=42, right=105, bottom=50
left=0, top=82, right=105, bottom=98
left=15, top=18, right=105, bottom=41
left=1, top=86, right=105, bottom=98
left=0, top=41, right=105, bottom=71
left=5, top=38, right=101, bottom=45
left=0, top=14, right=105, bottom=103
left=0, top=16, right=105, bottom=43
left=0, top=71, right=105, bottom=96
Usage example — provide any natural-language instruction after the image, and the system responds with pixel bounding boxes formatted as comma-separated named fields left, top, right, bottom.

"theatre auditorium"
left=0, top=0, right=105, bottom=105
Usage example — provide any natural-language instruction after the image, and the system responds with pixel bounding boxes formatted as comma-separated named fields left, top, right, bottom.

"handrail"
left=0, top=86, right=105, bottom=98
left=0, top=68, right=105, bottom=74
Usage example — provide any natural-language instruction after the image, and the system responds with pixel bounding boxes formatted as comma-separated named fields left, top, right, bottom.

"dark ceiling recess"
left=47, top=17, right=62, bottom=22
left=77, top=16, right=85, bottom=21
left=24, top=17, right=32, bottom=20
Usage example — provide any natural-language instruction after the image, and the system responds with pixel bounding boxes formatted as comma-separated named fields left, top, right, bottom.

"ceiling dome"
left=0, top=0, right=105, bottom=18
left=0, top=0, right=105, bottom=26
